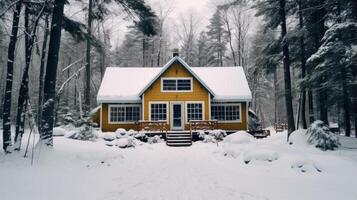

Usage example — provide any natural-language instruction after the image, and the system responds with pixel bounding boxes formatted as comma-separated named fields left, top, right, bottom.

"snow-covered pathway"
left=1, top=133, right=357, bottom=200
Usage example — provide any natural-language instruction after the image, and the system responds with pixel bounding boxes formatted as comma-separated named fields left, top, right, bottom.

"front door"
left=171, top=102, right=184, bottom=130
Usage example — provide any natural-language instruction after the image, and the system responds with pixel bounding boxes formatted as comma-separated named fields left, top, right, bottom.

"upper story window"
left=161, top=78, right=192, bottom=92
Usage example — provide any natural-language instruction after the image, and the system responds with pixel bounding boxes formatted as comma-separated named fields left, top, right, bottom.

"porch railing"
left=136, top=120, right=168, bottom=135
left=189, top=120, right=217, bottom=138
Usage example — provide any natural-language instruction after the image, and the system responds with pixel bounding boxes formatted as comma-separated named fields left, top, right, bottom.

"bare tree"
left=2, top=0, right=22, bottom=153
left=176, top=11, right=200, bottom=66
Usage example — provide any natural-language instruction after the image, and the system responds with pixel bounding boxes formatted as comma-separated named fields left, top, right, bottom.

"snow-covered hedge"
left=306, top=120, right=340, bottom=151
left=198, top=129, right=227, bottom=143
left=147, top=135, right=162, bottom=144
left=116, top=137, right=136, bottom=148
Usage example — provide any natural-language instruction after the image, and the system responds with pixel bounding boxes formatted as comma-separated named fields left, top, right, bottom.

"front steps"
left=166, top=132, right=192, bottom=146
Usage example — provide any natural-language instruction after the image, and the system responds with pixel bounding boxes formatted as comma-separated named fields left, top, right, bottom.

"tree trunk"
left=40, top=0, right=66, bottom=146
left=2, top=1, right=22, bottom=153
left=14, top=6, right=31, bottom=150
left=298, top=0, right=307, bottom=129
left=353, top=83, right=357, bottom=138
left=38, top=15, right=50, bottom=130
left=274, top=68, right=278, bottom=125
left=85, top=0, right=93, bottom=112
left=279, top=0, right=295, bottom=139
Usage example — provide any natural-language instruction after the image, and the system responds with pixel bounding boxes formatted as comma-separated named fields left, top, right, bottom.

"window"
left=186, top=103, right=203, bottom=122
left=211, top=103, right=241, bottom=121
left=109, top=105, right=140, bottom=123
left=162, top=78, right=192, bottom=92
left=150, top=103, right=167, bottom=121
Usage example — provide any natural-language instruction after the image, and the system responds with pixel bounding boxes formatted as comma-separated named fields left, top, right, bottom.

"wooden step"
left=166, top=132, right=192, bottom=146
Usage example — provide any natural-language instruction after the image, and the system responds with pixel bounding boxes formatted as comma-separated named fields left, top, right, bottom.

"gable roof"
left=138, top=56, right=215, bottom=96
left=97, top=57, right=252, bottom=104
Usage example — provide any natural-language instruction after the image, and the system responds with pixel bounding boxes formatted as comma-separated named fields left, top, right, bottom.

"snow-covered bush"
left=306, top=120, right=340, bottom=151
left=243, top=149, right=279, bottom=164
left=222, top=146, right=241, bottom=158
left=127, top=129, right=137, bottom=136
left=133, top=131, right=148, bottom=142
left=291, top=158, right=322, bottom=173
left=116, top=137, right=136, bottom=148
left=147, top=135, right=162, bottom=144
left=53, top=127, right=66, bottom=136
left=115, top=128, right=127, bottom=138
left=223, top=131, right=254, bottom=144
left=202, top=134, right=217, bottom=143
left=208, top=129, right=227, bottom=141
left=198, top=130, right=226, bottom=143
left=101, top=132, right=116, bottom=141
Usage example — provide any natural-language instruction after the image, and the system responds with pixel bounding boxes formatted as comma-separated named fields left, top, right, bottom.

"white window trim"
left=211, top=102, right=242, bottom=123
left=108, top=104, right=141, bottom=124
left=185, top=101, right=205, bottom=124
left=160, top=77, right=193, bottom=92
left=148, top=101, right=169, bottom=123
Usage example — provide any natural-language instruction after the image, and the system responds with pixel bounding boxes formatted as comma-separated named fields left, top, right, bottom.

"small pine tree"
left=306, top=120, right=340, bottom=151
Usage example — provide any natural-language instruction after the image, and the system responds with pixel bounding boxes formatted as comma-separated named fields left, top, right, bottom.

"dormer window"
left=161, top=78, right=192, bottom=92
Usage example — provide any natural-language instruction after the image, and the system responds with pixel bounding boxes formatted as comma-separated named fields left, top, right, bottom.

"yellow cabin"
left=96, top=55, right=252, bottom=136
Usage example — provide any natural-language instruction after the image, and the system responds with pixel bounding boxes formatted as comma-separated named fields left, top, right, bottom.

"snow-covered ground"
left=1, top=129, right=357, bottom=200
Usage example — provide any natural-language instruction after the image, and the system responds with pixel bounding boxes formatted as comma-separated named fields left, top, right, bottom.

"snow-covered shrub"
left=134, top=131, right=148, bottom=142
left=222, top=146, right=241, bottom=158
left=243, top=149, right=279, bottom=164
left=202, top=134, right=216, bottom=143
left=197, top=130, right=206, bottom=140
left=291, top=158, right=322, bottom=173
left=53, top=127, right=66, bottom=136
left=101, top=132, right=116, bottom=141
left=223, top=131, right=254, bottom=144
left=127, top=129, right=137, bottom=136
left=116, top=137, right=136, bottom=148
left=115, top=128, right=127, bottom=138
left=67, top=116, right=97, bottom=141
left=208, top=129, right=227, bottom=141
left=147, top=135, right=162, bottom=144
left=306, top=120, right=340, bottom=151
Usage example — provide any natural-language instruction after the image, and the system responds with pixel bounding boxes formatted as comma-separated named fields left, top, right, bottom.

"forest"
left=0, top=0, right=356, bottom=154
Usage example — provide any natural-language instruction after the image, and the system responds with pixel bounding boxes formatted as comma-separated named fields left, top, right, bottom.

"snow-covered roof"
left=97, top=57, right=252, bottom=104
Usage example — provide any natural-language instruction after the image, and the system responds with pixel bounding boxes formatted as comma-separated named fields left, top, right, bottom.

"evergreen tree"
left=196, top=31, right=210, bottom=67
left=207, top=9, right=227, bottom=66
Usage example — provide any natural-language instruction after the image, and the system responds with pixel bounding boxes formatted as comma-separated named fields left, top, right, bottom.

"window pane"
left=177, top=79, right=191, bottom=91
left=187, top=103, right=203, bottom=122
left=211, top=103, right=240, bottom=121
left=151, top=103, right=167, bottom=121
left=163, top=80, right=176, bottom=90
left=110, top=105, right=140, bottom=122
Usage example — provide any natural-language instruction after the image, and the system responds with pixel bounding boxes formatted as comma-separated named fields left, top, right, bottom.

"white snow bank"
left=289, top=129, right=309, bottom=147
left=223, top=131, right=254, bottom=144
left=53, top=127, right=66, bottom=136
